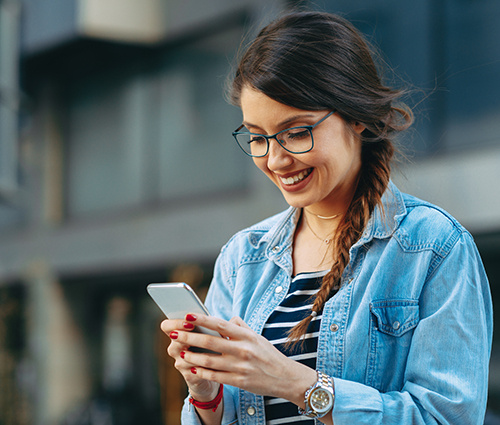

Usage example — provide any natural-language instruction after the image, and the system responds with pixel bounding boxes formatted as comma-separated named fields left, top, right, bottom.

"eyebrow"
left=242, top=113, right=318, bottom=132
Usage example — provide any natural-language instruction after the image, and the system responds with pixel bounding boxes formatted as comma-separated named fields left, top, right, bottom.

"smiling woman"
left=160, top=10, right=492, bottom=425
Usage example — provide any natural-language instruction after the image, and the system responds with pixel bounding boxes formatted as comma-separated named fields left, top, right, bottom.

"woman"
left=161, top=11, right=492, bottom=425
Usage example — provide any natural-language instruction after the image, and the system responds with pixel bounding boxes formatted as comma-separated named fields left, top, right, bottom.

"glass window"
left=65, top=24, right=247, bottom=217
left=154, top=27, right=247, bottom=200
left=65, top=71, right=147, bottom=216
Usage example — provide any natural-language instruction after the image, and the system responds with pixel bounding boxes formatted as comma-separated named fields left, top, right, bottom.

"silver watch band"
left=298, top=371, right=335, bottom=418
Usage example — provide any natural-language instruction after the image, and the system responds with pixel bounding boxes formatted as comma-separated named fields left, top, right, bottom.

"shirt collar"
left=259, top=181, right=407, bottom=252
left=357, top=180, right=407, bottom=244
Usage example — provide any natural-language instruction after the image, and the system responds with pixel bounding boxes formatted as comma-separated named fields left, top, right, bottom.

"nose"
left=266, top=137, right=293, bottom=170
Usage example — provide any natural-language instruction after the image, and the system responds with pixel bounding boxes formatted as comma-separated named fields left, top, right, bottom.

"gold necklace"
left=316, top=213, right=339, bottom=220
left=304, top=216, right=335, bottom=245
left=304, top=208, right=340, bottom=220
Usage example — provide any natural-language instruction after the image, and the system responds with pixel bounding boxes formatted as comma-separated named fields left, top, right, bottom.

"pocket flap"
left=370, top=299, right=419, bottom=337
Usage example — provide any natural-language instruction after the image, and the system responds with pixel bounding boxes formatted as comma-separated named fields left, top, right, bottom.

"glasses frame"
left=232, top=111, right=335, bottom=158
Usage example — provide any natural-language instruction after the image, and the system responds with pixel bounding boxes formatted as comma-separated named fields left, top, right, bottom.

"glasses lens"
left=278, top=127, right=313, bottom=153
left=233, top=127, right=313, bottom=157
left=234, top=133, right=268, bottom=157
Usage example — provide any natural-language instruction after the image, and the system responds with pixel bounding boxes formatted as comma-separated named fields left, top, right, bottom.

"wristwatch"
left=298, top=371, right=335, bottom=418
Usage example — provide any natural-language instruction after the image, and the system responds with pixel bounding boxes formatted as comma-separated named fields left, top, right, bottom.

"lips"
left=278, top=168, right=313, bottom=186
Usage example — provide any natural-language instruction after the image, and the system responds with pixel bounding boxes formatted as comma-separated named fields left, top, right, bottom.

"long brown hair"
left=229, top=11, right=413, bottom=348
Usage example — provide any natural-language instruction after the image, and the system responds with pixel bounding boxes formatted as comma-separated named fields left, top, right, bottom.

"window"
left=65, top=24, right=247, bottom=217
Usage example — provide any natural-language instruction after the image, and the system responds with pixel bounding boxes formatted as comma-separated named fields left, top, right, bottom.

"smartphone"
left=147, top=282, right=221, bottom=339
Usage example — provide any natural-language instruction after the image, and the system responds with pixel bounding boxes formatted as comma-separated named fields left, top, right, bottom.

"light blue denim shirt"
left=182, top=182, right=493, bottom=425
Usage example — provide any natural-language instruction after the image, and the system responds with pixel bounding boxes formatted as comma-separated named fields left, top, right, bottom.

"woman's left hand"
left=173, top=313, right=317, bottom=407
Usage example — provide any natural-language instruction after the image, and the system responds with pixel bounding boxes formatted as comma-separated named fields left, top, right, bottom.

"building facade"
left=0, top=0, right=499, bottom=424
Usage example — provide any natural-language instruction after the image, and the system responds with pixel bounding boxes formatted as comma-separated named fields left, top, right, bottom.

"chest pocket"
left=366, top=300, right=419, bottom=392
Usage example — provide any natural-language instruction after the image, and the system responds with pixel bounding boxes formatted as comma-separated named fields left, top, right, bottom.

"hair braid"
left=285, top=137, right=395, bottom=351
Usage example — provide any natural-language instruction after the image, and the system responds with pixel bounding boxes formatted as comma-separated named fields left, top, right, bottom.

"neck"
left=302, top=209, right=340, bottom=244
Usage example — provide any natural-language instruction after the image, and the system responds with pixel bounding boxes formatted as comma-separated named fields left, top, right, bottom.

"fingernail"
left=183, top=322, right=195, bottom=330
left=191, top=367, right=197, bottom=374
left=180, top=351, right=185, bottom=359
left=169, top=331, right=178, bottom=339
left=186, top=314, right=197, bottom=322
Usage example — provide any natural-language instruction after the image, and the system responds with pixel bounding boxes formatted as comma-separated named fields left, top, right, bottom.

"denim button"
left=272, top=246, right=280, bottom=253
left=275, top=286, right=283, bottom=294
left=330, top=323, right=339, bottom=332
left=247, top=406, right=256, bottom=416
left=392, top=321, right=401, bottom=330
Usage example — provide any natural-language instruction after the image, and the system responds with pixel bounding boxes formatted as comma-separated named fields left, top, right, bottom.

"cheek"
left=252, top=157, right=270, bottom=175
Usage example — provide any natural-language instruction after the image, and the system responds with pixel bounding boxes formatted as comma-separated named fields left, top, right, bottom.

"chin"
left=281, top=195, right=314, bottom=209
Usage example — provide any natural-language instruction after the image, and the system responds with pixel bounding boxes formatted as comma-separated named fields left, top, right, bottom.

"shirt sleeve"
left=332, top=232, right=493, bottom=424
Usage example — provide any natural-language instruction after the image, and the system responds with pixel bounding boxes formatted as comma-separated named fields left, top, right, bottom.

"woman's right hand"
left=160, top=316, right=220, bottom=402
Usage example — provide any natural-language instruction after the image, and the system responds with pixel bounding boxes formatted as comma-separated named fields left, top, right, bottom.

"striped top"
left=261, top=270, right=329, bottom=425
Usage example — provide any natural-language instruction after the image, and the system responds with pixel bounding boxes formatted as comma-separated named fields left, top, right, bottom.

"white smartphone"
left=147, top=282, right=221, bottom=339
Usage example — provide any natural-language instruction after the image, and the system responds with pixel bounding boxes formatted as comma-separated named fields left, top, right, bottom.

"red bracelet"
left=189, top=384, right=223, bottom=412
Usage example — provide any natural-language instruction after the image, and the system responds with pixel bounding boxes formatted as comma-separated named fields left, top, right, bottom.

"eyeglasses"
left=232, top=111, right=335, bottom=158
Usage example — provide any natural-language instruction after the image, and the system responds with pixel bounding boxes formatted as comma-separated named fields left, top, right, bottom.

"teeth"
left=280, top=169, right=312, bottom=185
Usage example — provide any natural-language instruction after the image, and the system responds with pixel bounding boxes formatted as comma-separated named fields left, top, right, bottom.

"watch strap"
left=298, top=371, right=334, bottom=418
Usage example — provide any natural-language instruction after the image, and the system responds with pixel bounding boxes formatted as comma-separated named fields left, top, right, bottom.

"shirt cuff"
left=181, top=386, right=238, bottom=425
left=332, top=378, right=383, bottom=423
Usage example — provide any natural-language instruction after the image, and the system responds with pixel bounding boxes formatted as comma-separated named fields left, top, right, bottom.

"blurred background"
left=0, top=0, right=499, bottom=423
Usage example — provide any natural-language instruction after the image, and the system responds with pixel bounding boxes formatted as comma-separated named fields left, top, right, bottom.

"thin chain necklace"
left=304, top=215, right=336, bottom=245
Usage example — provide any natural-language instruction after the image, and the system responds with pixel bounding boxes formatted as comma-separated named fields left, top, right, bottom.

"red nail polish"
left=191, top=367, right=197, bottom=374
left=186, top=314, right=197, bottom=322
left=169, top=331, right=178, bottom=339
left=183, top=322, right=195, bottom=330
left=180, top=351, right=185, bottom=359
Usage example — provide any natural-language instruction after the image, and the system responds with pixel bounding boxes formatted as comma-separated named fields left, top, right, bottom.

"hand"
left=166, top=314, right=317, bottom=406
left=160, top=316, right=220, bottom=402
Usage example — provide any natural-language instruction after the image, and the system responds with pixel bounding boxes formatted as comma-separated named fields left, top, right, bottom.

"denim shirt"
left=181, top=182, right=493, bottom=425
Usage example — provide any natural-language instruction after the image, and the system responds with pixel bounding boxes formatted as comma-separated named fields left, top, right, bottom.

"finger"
left=230, top=316, right=252, bottom=329
left=178, top=328, right=261, bottom=363
left=166, top=338, right=190, bottom=357
left=181, top=348, right=231, bottom=374
left=174, top=329, right=227, bottom=354
left=188, top=364, right=228, bottom=386
left=186, top=314, right=254, bottom=341
left=160, top=318, right=187, bottom=334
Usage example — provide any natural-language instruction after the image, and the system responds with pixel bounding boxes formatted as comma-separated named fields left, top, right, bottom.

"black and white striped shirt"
left=262, top=271, right=329, bottom=425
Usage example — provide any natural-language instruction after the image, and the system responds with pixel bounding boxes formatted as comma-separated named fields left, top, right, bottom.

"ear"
left=352, top=122, right=366, bottom=135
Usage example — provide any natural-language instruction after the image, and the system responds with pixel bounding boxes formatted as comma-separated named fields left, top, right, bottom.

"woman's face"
left=239, top=86, right=364, bottom=215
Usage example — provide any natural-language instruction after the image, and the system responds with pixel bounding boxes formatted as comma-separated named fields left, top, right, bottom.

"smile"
left=279, top=168, right=313, bottom=185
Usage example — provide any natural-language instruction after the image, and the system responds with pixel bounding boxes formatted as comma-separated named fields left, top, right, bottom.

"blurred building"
left=0, top=0, right=499, bottom=424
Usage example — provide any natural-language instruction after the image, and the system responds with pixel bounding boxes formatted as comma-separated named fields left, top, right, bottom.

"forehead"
left=240, top=86, right=318, bottom=130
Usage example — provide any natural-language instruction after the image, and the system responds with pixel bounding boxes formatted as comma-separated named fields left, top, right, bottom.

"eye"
left=249, top=135, right=267, bottom=144
left=284, top=128, right=310, bottom=141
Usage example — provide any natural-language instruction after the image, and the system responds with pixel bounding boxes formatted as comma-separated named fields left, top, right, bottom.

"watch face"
left=310, top=388, right=333, bottom=414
